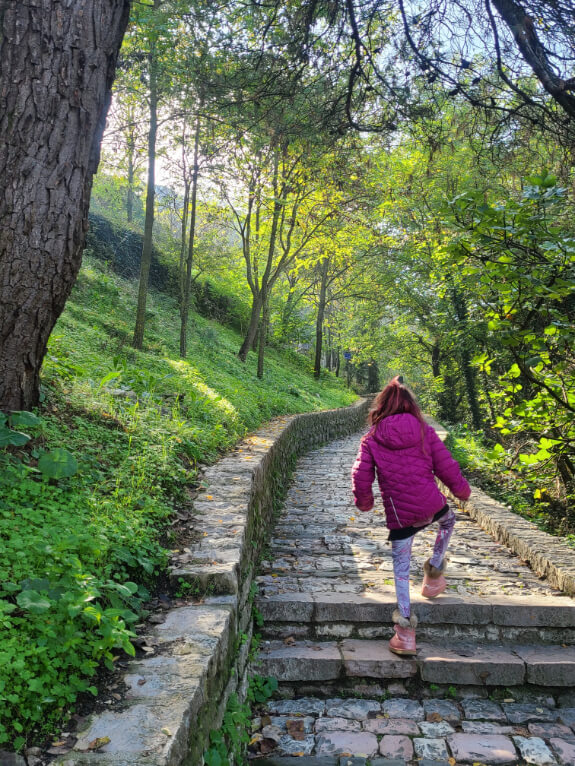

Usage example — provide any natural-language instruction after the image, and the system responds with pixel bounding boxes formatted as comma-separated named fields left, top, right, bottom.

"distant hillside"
left=86, top=212, right=249, bottom=333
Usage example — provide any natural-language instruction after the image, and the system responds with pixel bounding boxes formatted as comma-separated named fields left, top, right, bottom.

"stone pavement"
left=250, top=431, right=575, bottom=764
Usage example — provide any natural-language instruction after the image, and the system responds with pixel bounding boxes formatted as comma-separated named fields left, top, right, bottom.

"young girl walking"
left=352, top=376, right=471, bottom=656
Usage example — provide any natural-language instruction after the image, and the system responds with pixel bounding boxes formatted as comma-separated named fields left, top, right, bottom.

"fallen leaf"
left=427, top=712, right=442, bottom=723
left=161, top=728, right=172, bottom=736
left=87, top=737, right=111, bottom=751
left=51, top=741, right=67, bottom=748
left=448, top=758, right=456, bottom=766
left=286, top=719, right=305, bottom=740
left=284, top=636, right=296, bottom=646
left=137, top=678, right=147, bottom=686
left=259, top=738, right=277, bottom=755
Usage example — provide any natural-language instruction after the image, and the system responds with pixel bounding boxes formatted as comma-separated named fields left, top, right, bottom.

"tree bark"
left=491, top=0, right=575, bottom=121
left=450, top=287, right=482, bottom=430
left=0, top=0, right=130, bottom=412
left=180, top=114, right=200, bottom=358
left=256, top=297, right=269, bottom=379
left=431, top=341, right=441, bottom=378
left=239, top=293, right=263, bottom=361
left=133, top=0, right=159, bottom=350
left=126, top=122, right=136, bottom=223
left=313, top=258, right=329, bottom=379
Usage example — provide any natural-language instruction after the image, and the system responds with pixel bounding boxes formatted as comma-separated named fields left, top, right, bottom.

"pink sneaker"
left=422, top=558, right=447, bottom=599
left=389, top=610, right=417, bottom=656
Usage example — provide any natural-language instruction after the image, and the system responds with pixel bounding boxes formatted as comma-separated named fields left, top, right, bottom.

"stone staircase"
left=249, top=433, right=575, bottom=765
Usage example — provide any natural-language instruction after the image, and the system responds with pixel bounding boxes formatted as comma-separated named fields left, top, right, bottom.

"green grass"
left=0, top=256, right=356, bottom=750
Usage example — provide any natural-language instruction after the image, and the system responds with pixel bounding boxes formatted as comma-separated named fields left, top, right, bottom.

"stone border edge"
left=429, top=417, right=575, bottom=598
left=52, top=396, right=372, bottom=766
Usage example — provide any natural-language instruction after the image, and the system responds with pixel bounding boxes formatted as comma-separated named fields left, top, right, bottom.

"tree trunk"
left=450, top=287, right=482, bottom=430
left=239, top=293, right=263, bottom=361
left=133, top=2, right=159, bottom=350
left=257, top=296, right=270, bottom=379
left=461, top=350, right=483, bottom=430
left=126, top=124, right=136, bottom=223
left=314, top=258, right=329, bottom=379
left=180, top=115, right=200, bottom=358
left=280, top=285, right=296, bottom=342
left=325, top=325, right=332, bottom=371
left=335, top=347, right=341, bottom=377
left=431, top=341, right=441, bottom=377
left=0, top=0, right=130, bottom=412
left=179, top=179, right=191, bottom=293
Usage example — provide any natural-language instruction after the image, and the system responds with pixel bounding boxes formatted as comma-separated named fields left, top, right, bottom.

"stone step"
left=255, top=591, right=575, bottom=644
left=248, top=694, right=575, bottom=765
left=257, top=639, right=575, bottom=687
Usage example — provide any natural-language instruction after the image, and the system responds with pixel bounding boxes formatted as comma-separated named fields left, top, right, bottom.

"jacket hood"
left=372, top=413, right=423, bottom=450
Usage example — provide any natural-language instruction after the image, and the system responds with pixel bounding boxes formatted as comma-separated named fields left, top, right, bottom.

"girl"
left=352, top=376, right=471, bottom=656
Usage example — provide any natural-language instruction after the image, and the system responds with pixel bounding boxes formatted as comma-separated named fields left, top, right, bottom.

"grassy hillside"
left=0, top=255, right=355, bottom=750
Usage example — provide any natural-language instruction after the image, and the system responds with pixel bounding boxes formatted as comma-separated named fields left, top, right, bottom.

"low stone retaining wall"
left=429, top=417, right=575, bottom=598
left=463, top=486, right=575, bottom=597
left=54, top=397, right=371, bottom=766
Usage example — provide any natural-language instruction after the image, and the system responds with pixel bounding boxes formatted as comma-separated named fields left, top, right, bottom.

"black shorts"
left=388, top=504, right=449, bottom=541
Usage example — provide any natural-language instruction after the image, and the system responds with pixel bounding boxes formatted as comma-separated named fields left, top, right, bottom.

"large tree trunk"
left=0, top=0, right=130, bottom=412
left=133, top=1, right=159, bottom=350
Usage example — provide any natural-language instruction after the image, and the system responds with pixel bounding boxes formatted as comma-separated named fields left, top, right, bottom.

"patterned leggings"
left=391, top=508, right=456, bottom=619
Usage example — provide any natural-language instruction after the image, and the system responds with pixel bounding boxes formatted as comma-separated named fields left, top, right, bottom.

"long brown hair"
left=368, top=375, right=425, bottom=427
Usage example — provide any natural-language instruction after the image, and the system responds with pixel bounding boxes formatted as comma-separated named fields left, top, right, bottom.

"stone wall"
left=429, top=417, right=575, bottom=597
left=54, top=397, right=372, bottom=766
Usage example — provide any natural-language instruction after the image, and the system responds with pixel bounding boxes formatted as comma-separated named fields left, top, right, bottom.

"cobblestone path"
left=258, top=436, right=561, bottom=601
left=250, top=431, right=575, bottom=766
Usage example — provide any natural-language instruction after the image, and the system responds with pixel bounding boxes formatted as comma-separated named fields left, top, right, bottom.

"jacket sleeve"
left=427, top=426, right=471, bottom=501
left=351, top=437, right=375, bottom=511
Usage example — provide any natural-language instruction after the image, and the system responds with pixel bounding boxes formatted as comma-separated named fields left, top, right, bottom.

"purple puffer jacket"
left=351, top=413, right=470, bottom=529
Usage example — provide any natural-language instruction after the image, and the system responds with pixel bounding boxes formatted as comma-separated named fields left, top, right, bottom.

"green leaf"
left=0, top=427, right=31, bottom=447
left=16, top=589, right=51, bottom=614
left=9, top=411, right=42, bottom=428
left=38, top=448, right=78, bottom=479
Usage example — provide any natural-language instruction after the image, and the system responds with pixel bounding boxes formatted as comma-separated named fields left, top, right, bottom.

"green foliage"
left=246, top=674, right=278, bottom=705
left=203, top=676, right=278, bottom=766
left=0, top=453, right=160, bottom=747
left=0, top=254, right=352, bottom=749
left=447, top=425, right=574, bottom=544
left=447, top=176, right=575, bottom=509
